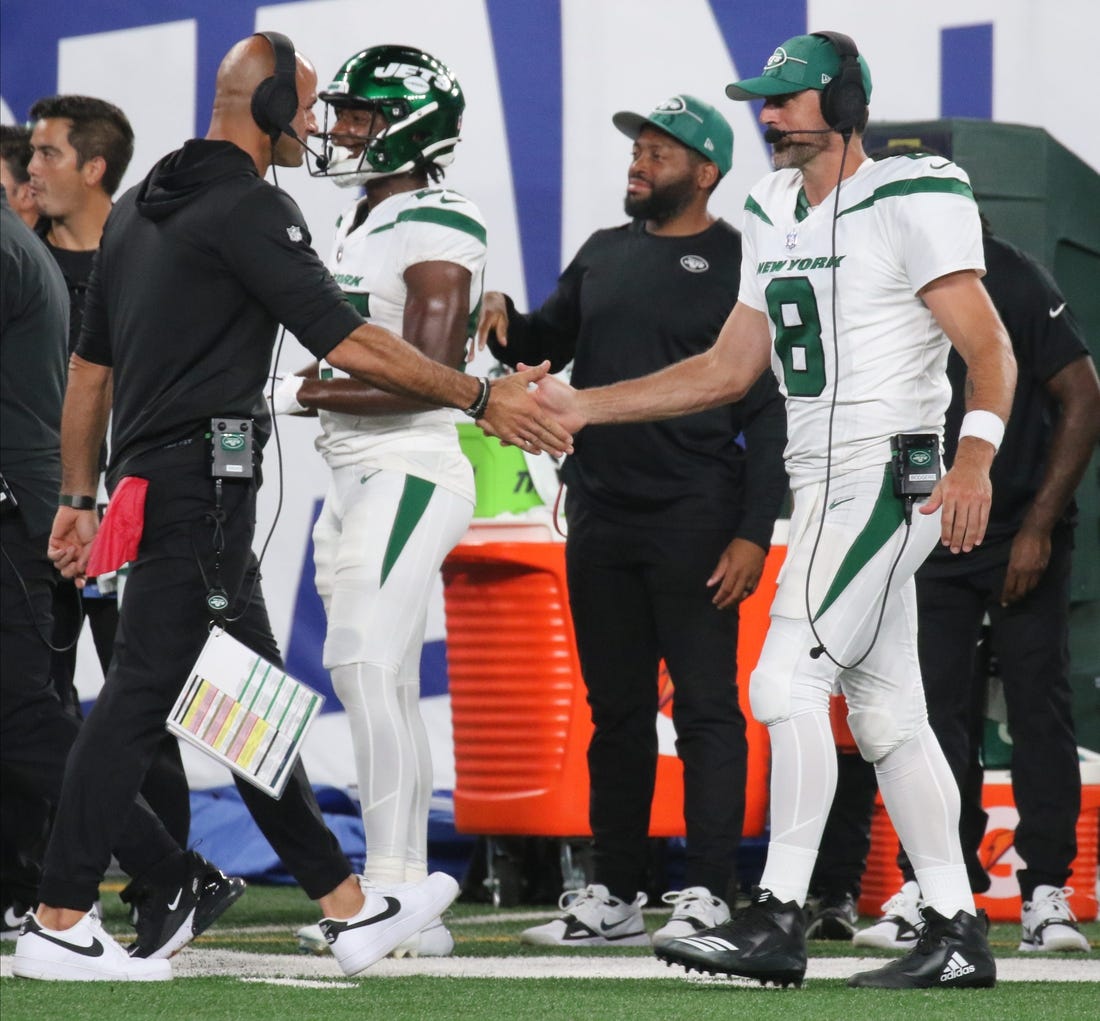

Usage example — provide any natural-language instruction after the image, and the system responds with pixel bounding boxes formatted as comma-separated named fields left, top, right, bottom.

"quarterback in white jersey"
left=533, top=32, right=1015, bottom=990
left=271, top=45, right=484, bottom=959
left=740, top=154, right=984, bottom=487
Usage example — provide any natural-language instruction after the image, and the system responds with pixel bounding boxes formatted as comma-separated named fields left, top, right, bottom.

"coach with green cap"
left=475, top=93, right=787, bottom=950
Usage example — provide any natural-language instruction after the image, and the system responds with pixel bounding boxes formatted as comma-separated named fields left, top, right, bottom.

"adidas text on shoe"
left=12, top=910, right=171, bottom=981
left=320, top=872, right=459, bottom=976
left=126, top=850, right=246, bottom=959
left=1019, top=885, right=1091, bottom=952
left=852, top=880, right=924, bottom=950
left=804, top=891, right=859, bottom=941
left=652, top=886, right=730, bottom=950
left=654, top=886, right=806, bottom=988
left=520, top=884, right=649, bottom=947
left=847, top=906, right=995, bottom=989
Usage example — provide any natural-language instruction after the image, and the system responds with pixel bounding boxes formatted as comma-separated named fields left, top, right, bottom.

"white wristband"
left=271, top=374, right=307, bottom=415
left=958, top=410, right=1005, bottom=453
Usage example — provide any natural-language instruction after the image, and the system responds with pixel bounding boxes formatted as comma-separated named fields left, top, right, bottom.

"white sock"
left=874, top=724, right=975, bottom=918
left=758, top=711, right=837, bottom=906
left=331, top=661, right=412, bottom=885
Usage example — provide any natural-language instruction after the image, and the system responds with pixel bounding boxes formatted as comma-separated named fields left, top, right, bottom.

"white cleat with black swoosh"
left=520, top=884, right=649, bottom=947
left=12, top=910, right=171, bottom=981
left=319, top=872, right=460, bottom=975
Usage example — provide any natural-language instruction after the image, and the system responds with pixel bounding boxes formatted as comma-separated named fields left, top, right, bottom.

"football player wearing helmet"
left=273, top=45, right=485, bottom=960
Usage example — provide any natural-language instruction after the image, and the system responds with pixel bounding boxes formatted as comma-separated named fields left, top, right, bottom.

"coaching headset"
left=812, top=31, right=867, bottom=136
left=251, top=31, right=298, bottom=141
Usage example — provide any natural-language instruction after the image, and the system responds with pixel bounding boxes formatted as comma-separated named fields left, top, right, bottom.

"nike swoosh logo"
left=166, top=889, right=183, bottom=912
left=1049, top=302, right=1066, bottom=319
left=439, top=195, right=465, bottom=205
left=330, top=896, right=401, bottom=935
left=929, top=161, right=951, bottom=170
left=30, top=929, right=106, bottom=958
left=828, top=496, right=855, bottom=510
left=599, top=917, right=637, bottom=932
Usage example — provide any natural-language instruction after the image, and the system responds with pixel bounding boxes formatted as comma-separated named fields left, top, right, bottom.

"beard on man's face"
left=623, top=170, right=696, bottom=225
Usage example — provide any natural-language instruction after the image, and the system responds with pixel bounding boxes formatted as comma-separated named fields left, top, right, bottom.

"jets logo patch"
left=680, top=254, right=709, bottom=273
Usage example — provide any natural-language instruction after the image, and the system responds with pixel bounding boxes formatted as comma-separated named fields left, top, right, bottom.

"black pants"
left=3, top=580, right=192, bottom=908
left=40, top=456, right=350, bottom=909
left=565, top=500, right=746, bottom=904
left=1, top=512, right=177, bottom=904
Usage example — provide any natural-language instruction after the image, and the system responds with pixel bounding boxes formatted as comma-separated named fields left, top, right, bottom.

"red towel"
left=86, top=476, right=148, bottom=576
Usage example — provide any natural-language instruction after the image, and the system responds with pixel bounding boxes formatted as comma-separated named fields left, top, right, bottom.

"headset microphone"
left=282, top=125, right=330, bottom=171
left=763, top=127, right=835, bottom=143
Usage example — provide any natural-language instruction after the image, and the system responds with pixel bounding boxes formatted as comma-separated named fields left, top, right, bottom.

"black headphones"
left=251, top=31, right=298, bottom=141
left=812, top=31, right=867, bottom=135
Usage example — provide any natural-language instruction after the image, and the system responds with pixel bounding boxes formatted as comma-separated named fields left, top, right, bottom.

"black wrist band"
left=59, top=494, right=97, bottom=510
left=462, top=376, right=491, bottom=419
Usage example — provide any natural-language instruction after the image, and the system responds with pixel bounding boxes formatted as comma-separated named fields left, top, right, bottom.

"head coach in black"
left=13, top=33, right=569, bottom=983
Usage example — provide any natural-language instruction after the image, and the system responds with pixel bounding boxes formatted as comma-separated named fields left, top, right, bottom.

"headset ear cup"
left=814, top=31, right=866, bottom=133
left=251, top=32, right=299, bottom=139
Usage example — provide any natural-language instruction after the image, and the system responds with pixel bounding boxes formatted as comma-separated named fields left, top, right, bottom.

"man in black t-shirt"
left=478, top=95, right=787, bottom=947
left=14, top=33, right=568, bottom=984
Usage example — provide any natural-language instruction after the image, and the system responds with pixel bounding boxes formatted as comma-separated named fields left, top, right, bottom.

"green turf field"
left=2, top=883, right=1096, bottom=1020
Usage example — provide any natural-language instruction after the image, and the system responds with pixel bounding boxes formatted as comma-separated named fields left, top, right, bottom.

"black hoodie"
left=77, top=139, right=362, bottom=486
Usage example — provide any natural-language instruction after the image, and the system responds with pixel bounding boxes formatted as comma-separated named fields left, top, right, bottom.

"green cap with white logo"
left=613, top=94, right=733, bottom=177
left=726, top=33, right=872, bottom=101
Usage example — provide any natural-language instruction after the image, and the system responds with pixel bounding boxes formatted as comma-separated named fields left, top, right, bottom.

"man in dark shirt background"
left=479, top=95, right=787, bottom=948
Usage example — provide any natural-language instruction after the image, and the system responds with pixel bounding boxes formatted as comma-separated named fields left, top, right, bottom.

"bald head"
left=207, top=34, right=318, bottom=173
left=212, top=35, right=280, bottom=121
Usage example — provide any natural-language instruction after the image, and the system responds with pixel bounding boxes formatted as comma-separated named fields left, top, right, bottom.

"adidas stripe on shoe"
left=847, top=906, right=995, bottom=989
left=654, top=886, right=806, bottom=988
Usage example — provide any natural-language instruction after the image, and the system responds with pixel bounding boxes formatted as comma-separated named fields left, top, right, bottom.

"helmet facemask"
left=309, top=45, right=464, bottom=187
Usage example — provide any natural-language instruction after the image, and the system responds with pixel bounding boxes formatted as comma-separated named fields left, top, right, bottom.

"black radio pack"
left=208, top=419, right=254, bottom=480
left=890, top=433, right=941, bottom=499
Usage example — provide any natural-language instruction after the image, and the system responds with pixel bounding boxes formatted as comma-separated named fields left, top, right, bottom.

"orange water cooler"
left=441, top=525, right=782, bottom=842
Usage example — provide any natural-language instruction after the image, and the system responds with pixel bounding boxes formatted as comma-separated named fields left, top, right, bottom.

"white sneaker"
left=12, top=910, right=171, bottom=981
left=1019, top=885, right=1091, bottom=952
left=319, top=872, right=459, bottom=976
left=852, top=881, right=925, bottom=950
left=520, top=884, right=649, bottom=947
left=651, top=886, right=730, bottom=949
left=298, top=913, right=455, bottom=958
left=389, top=916, right=455, bottom=958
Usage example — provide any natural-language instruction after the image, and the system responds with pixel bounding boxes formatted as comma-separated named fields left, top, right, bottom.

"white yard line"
left=4, top=949, right=1097, bottom=983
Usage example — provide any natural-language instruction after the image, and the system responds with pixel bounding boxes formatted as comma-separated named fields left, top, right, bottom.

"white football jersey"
left=316, top=187, right=486, bottom=501
left=738, top=153, right=985, bottom=488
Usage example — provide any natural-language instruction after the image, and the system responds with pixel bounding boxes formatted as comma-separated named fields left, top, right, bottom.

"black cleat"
left=805, top=891, right=859, bottom=941
left=848, top=906, right=996, bottom=989
left=654, top=886, right=806, bottom=988
left=123, top=850, right=246, bottom=959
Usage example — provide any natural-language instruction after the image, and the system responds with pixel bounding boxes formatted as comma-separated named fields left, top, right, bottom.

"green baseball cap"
left=613, top=94, right=733, bottom=177
left=726, top=33, right=872, bottom=101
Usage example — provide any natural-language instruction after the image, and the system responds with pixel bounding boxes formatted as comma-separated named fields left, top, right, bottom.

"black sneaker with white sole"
left=847, top=906, right=996, bottom=989
left=123, top=850, right=246, bottom=959
left=654, top=886, right=807, bottom=988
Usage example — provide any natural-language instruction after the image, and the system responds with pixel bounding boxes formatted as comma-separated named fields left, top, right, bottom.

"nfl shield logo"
left=287, top=225, right=303, bottom=242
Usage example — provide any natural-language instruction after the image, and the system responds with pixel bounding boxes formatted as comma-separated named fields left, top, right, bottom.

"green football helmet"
left=313, top=44, right=464, bottom=186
